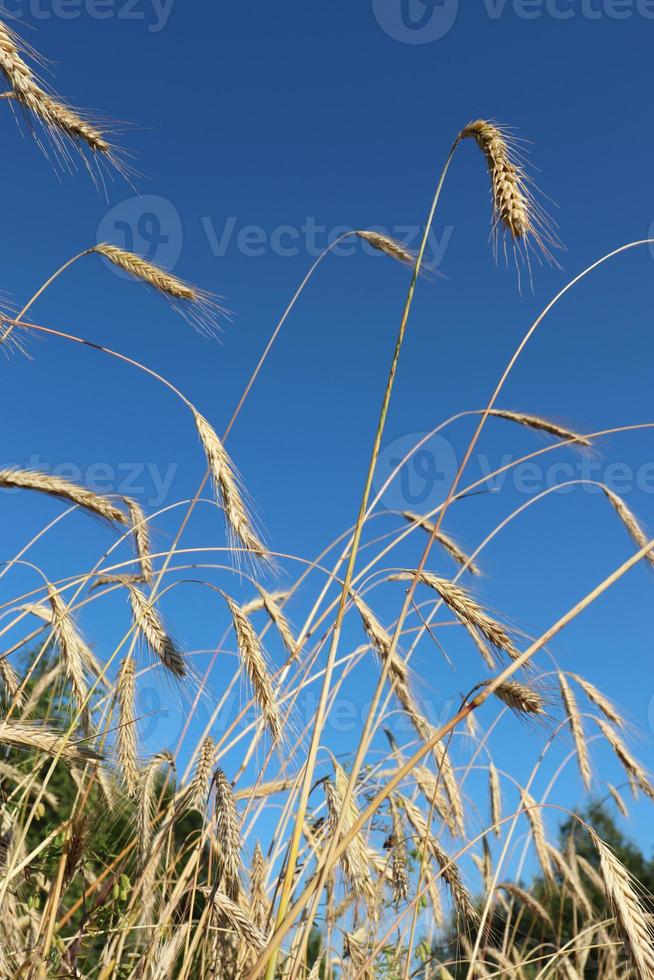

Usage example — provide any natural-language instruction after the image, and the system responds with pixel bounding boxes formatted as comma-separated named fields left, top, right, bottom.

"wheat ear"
left=48, top=587, right=91, bottom=729
left=194, top=411, right=269, bottom=561
left=394, top=570, right=519, bottom=662
left=485, top=679, right=545, bottom=716
left=590, top=828, right=654, bottom=979
left=224, top=595, right=282, bottom=743
left=356, top=231, right=417, bottom=268
left=127, top=585, right=186, bottom=678
left=488, top=409, right=591, bottom=446
left=213, top=768, right=242, bottom=900
left=124, top=498, right=153, bottom=584
left=460, top=118, right=556, bottom=264
left=203, top=888, right=267, bottom=957
left=521, top=791, right=553, bottom=883
left=0, top=20, right=109, bottom=152
left=187, top=735, right=215, bottom=813
left=116, top=656, right=138, bottom=798
left=559, top=672, right=591, bottom=789
left=603, top=487, right=654, bottom=568
left=402, top=511, right=481, bottom=574
left=0, top=468, right=127, bottom=524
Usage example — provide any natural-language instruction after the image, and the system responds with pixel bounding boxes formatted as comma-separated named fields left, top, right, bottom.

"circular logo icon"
left=96, top=195, right=183, bottom=279
left=374, top=432, right=458, bottom=513
left=372, top=0, right=459, bottom=44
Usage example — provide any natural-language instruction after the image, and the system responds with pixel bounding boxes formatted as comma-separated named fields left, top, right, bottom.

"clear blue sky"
left=2, top=2, right=654, bottom=861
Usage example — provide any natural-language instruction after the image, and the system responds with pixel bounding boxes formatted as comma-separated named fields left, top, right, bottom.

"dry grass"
left=1, top=22, right=653, bottom=980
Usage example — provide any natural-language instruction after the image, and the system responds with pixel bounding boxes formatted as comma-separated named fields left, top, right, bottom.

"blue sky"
left=2, top=0, right=654, bottom=864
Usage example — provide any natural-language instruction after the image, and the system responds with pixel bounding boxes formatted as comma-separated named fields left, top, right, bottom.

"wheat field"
left=0, top=15, right=653, bottom=980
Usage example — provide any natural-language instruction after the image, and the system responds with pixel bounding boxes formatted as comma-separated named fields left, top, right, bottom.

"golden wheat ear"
left=460, top=119, right=561, bottom=277
left=93, top=244, right=227, bottom=337
left=0, top=19, right=121, bottom=164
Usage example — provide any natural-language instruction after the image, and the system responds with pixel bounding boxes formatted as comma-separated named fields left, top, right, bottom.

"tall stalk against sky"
left=264, top=133, right=464, bottom=979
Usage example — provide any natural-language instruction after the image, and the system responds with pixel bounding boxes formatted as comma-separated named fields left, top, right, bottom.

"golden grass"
left=2, top=24, right=654, bottom=979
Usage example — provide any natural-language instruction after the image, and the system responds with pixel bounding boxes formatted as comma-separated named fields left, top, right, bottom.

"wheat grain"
left=224, top=595, right=282, bottom=743
left=0, top=20, right=109, bottom=153
left=325, top=763, right=376, bottom=914
left=488, top=409, right=591, bottom=446
left=356, top=231, right=416, bottom=267
left=460, top=118, right=556, bottom=265
left=127, top=584, right=186, bottom=678
left=402, top=796, right=478, bottom=923
left=48, top=587, right=91, bottom=730
left=498, top=881, right=553, bottom=929
left=572, top=673, right=624, bottom=727
left=187, top=735, right=215, bottom=812
left=124, top=498, right=153, bottom=584
left=402, top=511, right=481, bottom=574
left=394, top=571, right=519, bottom=662
left=559, top=672, right=591, bottom=790
left=249, top=842, right=269, bottom=930
left=0, top=721, right=102, bottom=767
left=489, top=762, right=501, bottom=837
left=603, top=487, right=654, bottom=568
left=0, top=657, right=23, bottom=708
left=194, top=411, right=269, bottom=561
left=590, top=829, right=654, bottom=979
left=116, top=656, right=138, bottom=798
left=213, top=768, right=242, bottom=900
left=0, top=468, right=127, bottom=524
left=596, top=719, right=654, bottom=801
left=521, top=791, right=553, bottom=883
left=486, top=679, right=545, bottom=716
